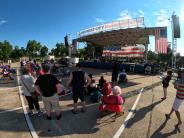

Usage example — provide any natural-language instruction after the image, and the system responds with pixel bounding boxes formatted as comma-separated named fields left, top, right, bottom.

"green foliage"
left=40, top=46, right=48, bottom=58
left=147, top=50, right=158, bottom=61
left=26, top=40, right=42, bottom=58
left=49, top=43, right=68, bottom=57
left=0, top=40, right=13, bottom=60
left=11, top=46, right=24, bottom=59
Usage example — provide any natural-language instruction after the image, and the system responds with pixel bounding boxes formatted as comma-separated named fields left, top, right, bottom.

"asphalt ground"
left=0, top=66, right=183, bottom=138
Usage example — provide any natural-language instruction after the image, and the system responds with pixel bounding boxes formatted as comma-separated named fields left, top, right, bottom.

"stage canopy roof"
left=76, top=26, right=164, bottom=47
left=75, top=18, right=166, bottom=47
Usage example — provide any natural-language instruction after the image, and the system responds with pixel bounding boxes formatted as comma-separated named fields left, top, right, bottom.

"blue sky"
left=0, top=0, right=183, bottom=55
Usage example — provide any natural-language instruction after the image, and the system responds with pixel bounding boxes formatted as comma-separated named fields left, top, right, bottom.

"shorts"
left=172, top=97, right=183, bottom=111
left=42, top=93, right=60, bottom=111
left=72, top=88, right=85, bottom=103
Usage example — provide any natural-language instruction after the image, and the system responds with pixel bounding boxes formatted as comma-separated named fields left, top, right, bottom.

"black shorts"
left=72, top=88, right=85, bottom=103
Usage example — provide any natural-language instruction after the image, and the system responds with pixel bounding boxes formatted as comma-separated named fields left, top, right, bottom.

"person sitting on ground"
left=165, top=69, right=184, bottom=131
left=57, top=79, right=66, bottom=96
left=21, top=67, right=41, bottom=116
left=161, top=70, right=172, bottom=100
left=98, top=76, right=106, bottom=90
left=87, top=79, right=97, bottom=96
left=145, top=65, right=152, bottom=74
left=119, top=69, right=128, bottom=83
left=35, top=64, right=62, bottom=120
left=1, top=65, right=14, bottom=81
left=112, top=86, right=125, bottom=114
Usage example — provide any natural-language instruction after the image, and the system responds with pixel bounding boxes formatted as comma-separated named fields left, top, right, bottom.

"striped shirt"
left=175, top=77, right=184, bottom=100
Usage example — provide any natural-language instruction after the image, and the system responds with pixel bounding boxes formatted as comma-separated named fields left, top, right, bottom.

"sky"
left=0, top=0, right=184, bottom=55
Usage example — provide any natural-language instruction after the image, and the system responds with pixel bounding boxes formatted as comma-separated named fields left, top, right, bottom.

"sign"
left=78, top=17, right=144, bottom=37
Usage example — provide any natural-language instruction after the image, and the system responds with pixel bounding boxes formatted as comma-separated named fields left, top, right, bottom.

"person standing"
left=21, top=67, right=41, bottom=116
left=111, top=61, right=119, bottom=86
left=35, top=65, right=62, bottom=120
left=67, top=64, right=91, bottom=114
left=161, top=70, right=172, bottom=100
left=165, top=69, right=184, bottom=131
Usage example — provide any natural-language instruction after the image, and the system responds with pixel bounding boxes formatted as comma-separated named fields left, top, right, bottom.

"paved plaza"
left=0, top=67, right=183, bottom=138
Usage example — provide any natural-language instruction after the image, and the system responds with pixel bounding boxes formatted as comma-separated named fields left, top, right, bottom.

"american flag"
left=155, top=28, right=168, bottom=54
left=102, top=46, right=144, bottom=58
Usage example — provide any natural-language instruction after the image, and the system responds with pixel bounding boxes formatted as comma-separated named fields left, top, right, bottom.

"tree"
left=0, top=40, right=13, bottom=61
left=11, top=46, right=24, bottom=59
left=147, top=51, right=158, bottom=61
left=157, top=45, right=172, bottom=65
left=26, top=40, right=42, bottom=58
left=50, top=43, right=68, bottom=57
left=40, top=46, right=48, bottom=58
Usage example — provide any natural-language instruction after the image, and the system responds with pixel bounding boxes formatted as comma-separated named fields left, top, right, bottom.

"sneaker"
left=56, top=114, right=62, bottom=120
left=46, top=116, right=52, bottom=120
left=71, top=109, right=77, bottom=114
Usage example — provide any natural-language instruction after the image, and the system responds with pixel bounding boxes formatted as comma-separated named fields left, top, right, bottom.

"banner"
left=78, top=17, right=144, bottom=37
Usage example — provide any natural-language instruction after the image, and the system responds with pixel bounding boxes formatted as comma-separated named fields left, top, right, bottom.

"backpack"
left=90, top=90, right=101, bottom=103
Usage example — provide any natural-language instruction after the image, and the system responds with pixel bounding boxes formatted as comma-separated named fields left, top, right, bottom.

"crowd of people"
left=18, top=59, right=184, bottom=131
left=20, top=60, right=125, bottom=120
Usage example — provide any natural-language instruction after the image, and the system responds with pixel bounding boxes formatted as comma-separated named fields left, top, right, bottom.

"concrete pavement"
left=0, top=66, right=183, bottom=138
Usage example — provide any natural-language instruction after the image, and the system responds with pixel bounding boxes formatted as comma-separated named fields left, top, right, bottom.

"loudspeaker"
left=64, top=36, right=69, bottom=46
left=172, top=15, right=180, bottom=38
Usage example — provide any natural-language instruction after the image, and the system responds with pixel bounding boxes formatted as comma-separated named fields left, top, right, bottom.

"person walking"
left=21, top=67, right=41, bottom=116
left=165, top=69, right=184, bottom=131
left=67, top=63, right=91, bottom=114
left=35, top=64, right=62, bottom=120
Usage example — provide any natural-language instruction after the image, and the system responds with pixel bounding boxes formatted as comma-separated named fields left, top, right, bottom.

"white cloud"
left=117, top=9, right=145, bottom=21
left=117, top=10, right=132, bottom=20
left=95, top=18, right=105, bottom=23
left=153, top=9, right=169, bottom=26
left=138, top=9, right=144, bottom=17
left=0, top=19, right=7, bottom=26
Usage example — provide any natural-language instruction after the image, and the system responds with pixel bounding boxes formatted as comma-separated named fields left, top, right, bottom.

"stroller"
left=99, top=82, right=125, bottom=119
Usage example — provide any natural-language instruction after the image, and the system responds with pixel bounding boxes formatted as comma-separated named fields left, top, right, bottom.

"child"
left=57, top=79, right=66, bottom=96
left=87, top=79, right=97, bottom=96
left=112, top=86, right=125, bottom=114
left=161, top=70, right=172, bottom=100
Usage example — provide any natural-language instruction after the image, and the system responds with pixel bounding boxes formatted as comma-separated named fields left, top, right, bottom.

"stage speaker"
left=64, top=35, right=69, bottom=46
left=173, top=15, right=180, bottom=38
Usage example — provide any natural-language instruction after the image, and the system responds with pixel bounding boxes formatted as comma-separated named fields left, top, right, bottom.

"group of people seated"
left=85, top=74, right=125, bottom=117
left=0, top=63, right=15, bottom=82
